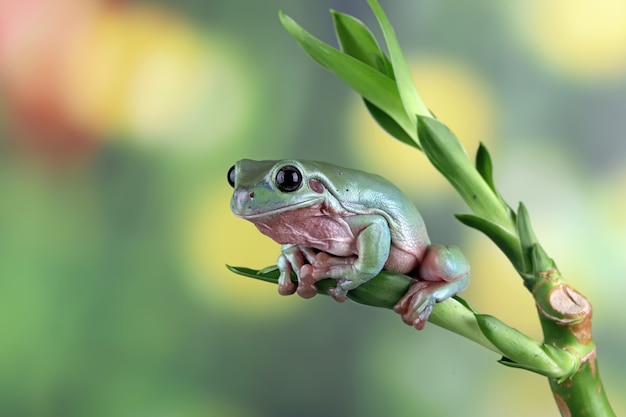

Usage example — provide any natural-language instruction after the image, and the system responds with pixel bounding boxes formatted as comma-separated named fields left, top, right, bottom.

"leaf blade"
left=418, top=115, right=514, bottom=229
left=367, top=0, right=430, bottom=120
left=455, top=214, right=522, bottom=270
left=331, top=10, right=392, bottom=76
left=364, top=100, right=418, bottom=148
left=279, top=10, right=416, bottom=142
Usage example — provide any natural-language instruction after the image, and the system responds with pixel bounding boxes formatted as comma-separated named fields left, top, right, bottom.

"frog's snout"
left=230, top=189, right=254, bottom=216
left=230, top=190, right=247, bottom=214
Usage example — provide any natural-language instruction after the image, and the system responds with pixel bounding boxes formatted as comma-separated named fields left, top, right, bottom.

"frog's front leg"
left=394, top=244, right=470, bottom=330
left=303, top=214, right=391, bottom=302
left=277, top=245, right=321, bottom=298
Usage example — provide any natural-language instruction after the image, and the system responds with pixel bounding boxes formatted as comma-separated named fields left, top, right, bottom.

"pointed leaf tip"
left=475, top=143, right=496, bottom=192
left=367, top=0, right=430, bottom=118
left=516, top=202, right=541, bottom=275
left=476, top=314, right=569, bottom=379
left=364, top=100, right=419, bottom=148
left=331, top=9, right=391, bottom=75
left=455, top=214, right=523, bottom=270
left=280, top=7, right=416, bottom=145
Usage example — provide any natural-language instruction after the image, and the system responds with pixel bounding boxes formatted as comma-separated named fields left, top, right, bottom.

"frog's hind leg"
left=394, top=244, right=470, bottom=330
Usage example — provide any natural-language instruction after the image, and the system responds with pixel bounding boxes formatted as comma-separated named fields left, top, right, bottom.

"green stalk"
left=227, top=265, right=498, bottom=354
left=227, top=265, right=581, bottom=380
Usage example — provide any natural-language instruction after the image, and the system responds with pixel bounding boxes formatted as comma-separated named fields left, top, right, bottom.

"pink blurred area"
left=0, top=0, right=101, bottom=160
left=0, top=0, right=201, bottom=162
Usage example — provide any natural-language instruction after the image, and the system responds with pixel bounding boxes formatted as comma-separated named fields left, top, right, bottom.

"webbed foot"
left=394, top=244, right=470, bottom=330
left=393, top=279, right=467, bottom=329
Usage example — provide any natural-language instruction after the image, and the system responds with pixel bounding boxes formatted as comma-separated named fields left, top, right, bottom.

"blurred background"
left=1, top=0, right=625, bottom=416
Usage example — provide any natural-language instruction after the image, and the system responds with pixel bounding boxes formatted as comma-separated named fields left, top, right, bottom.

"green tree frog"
left=228, top=159, right=470, bottom=330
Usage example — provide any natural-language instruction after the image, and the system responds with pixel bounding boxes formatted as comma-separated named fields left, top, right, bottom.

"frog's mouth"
left=234, top=197, right=324, bottom=220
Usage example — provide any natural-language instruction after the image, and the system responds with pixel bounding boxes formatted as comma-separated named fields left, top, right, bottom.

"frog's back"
left=303, top=160, right=430, bottom=251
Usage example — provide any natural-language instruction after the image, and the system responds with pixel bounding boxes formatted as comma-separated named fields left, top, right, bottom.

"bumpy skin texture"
left=229, top=159, right=470, bottom=330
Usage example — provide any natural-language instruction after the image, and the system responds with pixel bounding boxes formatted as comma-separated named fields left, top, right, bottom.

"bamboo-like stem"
left=228, top=266, right=578, bottom=378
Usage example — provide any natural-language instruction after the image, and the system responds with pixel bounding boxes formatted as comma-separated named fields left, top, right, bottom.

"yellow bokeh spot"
left=348, top=56, right=495, bottom=194
left=598, top=168, right=626, bottom=237
left=63, top=5, right=252, bottom=150
left=184, top=183, right=300, bottom=317
left=513, top=0, right=626, bottom=79
left=64, top=9, right=137, bottom=131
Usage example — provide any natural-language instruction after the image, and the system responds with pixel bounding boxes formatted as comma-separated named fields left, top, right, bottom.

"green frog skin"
left=228, top=159, right=470, bottom=330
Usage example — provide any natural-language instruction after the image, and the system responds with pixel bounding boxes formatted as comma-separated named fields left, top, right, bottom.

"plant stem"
left=274, top=1, right=618, bottom=414
left=228, top=266, right=532, bottom=360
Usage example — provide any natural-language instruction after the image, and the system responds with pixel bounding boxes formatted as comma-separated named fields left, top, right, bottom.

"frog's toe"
left=329, top=276, right=366, bottom=303
left=311, top=251, right=331, bottom=268
left=296, top=265, right=318, bottom=299
left=328, top=286, right=347, bottom=303
left=278, top=281, right=297, bottom=296
left=403, top=299, right=434, bottom=330
left=393, top=281, right=427, bottom=312
left=394, top=280, right=455, bottom=331
left=297, top=284, right=317, bottom=299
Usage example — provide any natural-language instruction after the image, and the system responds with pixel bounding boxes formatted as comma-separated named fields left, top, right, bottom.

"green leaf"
left=455, top=214, right=522, bottom=271
left=363, top=100, right=417, bottom=148
left=367, top=0, right=430, bottom=121
left=344, top=270, right=412, bottom=308
left=451, top=295, right=478, bottom=314
left=475, top=143, right=516, bottom=219
left=330, top=10, right=415, bottom=146
left=418, top=115, right=513, bottom=230
left=227, top=264, right=411, bottom=308
left=531, top=244, right=558, bottom=274
left=331, top=10, right=393, bottom=76
left=516, top=204, right=560, bottom=287
left=516, top=202, right=539, bottom=276
left=279, top=11, right=416, bottom=142
left=476, top=314, right=574, bottom=379
left=226, top=264, right=284, bottom=285
left=475, top=143, right=497, bottom=193
left=228, top=264, right=502, bottom=354
left=499, top=347, right=578, bottom=384
left=417, top=115, right=469, bottom=174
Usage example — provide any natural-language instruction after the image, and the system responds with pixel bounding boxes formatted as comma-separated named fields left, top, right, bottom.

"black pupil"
left=227, top=165, right=236, bottom=187
left=276, top=166, right=302, bottom=192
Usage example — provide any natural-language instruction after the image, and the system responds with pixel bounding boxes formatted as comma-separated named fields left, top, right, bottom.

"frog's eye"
left=276, top=165, right=302, bottom=192
left=227, top=165, right=236, bottom=188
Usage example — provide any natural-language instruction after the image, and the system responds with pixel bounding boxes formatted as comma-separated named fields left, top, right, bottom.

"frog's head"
left=228, top=159, right=329, bottom=219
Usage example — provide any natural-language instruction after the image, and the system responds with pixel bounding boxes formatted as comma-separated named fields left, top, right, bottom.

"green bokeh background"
left=1, top=1, right=625, bottom=416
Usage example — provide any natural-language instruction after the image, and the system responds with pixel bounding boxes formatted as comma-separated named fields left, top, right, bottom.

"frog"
left=228, top=159, right=470, bottom=330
